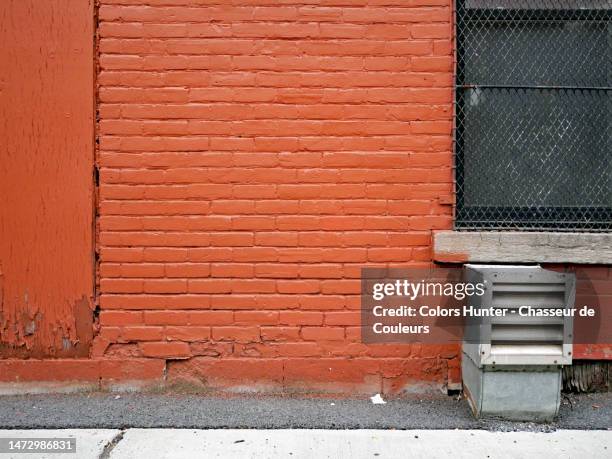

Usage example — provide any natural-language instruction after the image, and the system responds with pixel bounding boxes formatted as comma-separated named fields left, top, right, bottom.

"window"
left=455, top=0, right=611, bottom=230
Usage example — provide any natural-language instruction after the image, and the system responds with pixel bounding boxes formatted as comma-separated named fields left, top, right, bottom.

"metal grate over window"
left=455, top=0, right=612, bottom=231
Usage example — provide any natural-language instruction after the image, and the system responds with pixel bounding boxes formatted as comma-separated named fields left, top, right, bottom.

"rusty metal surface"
left=0, top=0, right=95, bottom=357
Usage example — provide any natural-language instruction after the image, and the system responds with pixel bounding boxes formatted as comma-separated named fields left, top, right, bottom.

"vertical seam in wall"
left=92, top=0, right=101, bottom=337
left=451, top=0, right=458, bottom=232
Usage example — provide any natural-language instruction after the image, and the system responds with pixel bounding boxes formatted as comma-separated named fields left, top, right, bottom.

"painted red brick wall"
left=0, top=0, right=607, bottom=392
left=95, top=0, right=458, bottom=393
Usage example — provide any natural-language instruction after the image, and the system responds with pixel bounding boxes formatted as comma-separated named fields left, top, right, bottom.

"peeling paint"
left=24, top=321, right=36, bottom=336
left=0, top=263, right=4, bottom=325
left=0, top=0, right=94, bottom=358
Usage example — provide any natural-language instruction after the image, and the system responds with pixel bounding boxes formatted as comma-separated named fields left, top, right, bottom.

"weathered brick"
left=140, top=341, right=191, bottom=358
left=212, top=326, right=260, bottom=343
left=165, top=326, right=211, bottom=342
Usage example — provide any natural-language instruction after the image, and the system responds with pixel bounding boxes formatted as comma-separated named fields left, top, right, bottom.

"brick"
left=165, top=326, right=211, bottom=342
left=231, top=279, right=277, bottom=293
left=368, top=248, right=414, bottom=262
left=232, top=247, right=278, bottom=263
left=255, top=295, right=299, bottom=310
left=210, top=232, right=254, bottom=247
left=210, top=263, right=255, bottom=278
left=387, top=233, right=431, bottom=246
left=231, top=216, right=276, bottom=231
left=99, top=326, right=122, bottom=342
left=140, top=341, right=191, bottom=359
left=411, top=23, right=451, bottom=39
left=299, top=295, right=346, bottom=310
left=167, top=358, right=284, bottom=386
left=298, top=232, right=343, bottom=247
left=188, top=311, right=234, bottom=326
left=299, top=264, right=343, bottom=279
left=99, top=247, right=143, bottom=263
left=165, top=263, right=211, bottom=278
left=121, top=326, right=164, bottom=341
left=301, top=327, right=345, bottom=341
left=255, top=232, right=298, bottom=247
left=274, top=343, right=321, bottom=357
left=279, top=311, right=324, bottom=326
left=99, top=359, right=165, bottom=381
left=144, top=311, right=189, bottom=326
left=341, top=232, right=388, bottom=247
left=122, top=264, right=166, bottom=278
left=102, top=294, right=210, bottom=310
left=411, top=56, right=453, bottom=72
left=100, top=311, right=143, bottom=326
left=211, top=295, right=258, bottom=310
left=320, top=280, right=361, bottom=294
left=212, top=326, right=260, bottom=343
left=188, top=279, right=232, bottom=293
left=277, top=280, right=320, bottom=294
left=325, top=312, right=361, bottom=326
left=234, top=311, right=279, bottom=325
left=255, top=264, right=300, bottom=279
left=283, top=358, right=380, bottom=384
left=261, top=326, right=301, bottom=341
left=144, top=279, right=187, bottom=294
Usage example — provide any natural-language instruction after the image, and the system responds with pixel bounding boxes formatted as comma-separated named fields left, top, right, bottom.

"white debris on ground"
left=370, top=394, right=386, bottom=405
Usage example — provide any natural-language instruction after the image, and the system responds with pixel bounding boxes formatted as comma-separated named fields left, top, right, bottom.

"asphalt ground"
left=0, top=392, right=609, bottom=432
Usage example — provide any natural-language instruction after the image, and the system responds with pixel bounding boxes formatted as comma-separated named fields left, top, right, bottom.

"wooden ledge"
left=433, top=231, right=612, bottom=264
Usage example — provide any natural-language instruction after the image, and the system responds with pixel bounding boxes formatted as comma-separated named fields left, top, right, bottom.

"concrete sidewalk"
left=0, top=429, right=610, bottom=459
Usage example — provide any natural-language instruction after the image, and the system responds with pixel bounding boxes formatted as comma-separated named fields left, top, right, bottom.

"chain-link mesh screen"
left=455, top=0, right=612, bottom=231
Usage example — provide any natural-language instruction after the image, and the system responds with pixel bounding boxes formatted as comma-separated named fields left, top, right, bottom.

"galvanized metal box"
left=462, top=357, right=563, bottom=421
left=462, top=265, right=575, bottom=421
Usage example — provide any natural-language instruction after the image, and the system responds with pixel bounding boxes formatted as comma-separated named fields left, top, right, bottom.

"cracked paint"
left=0, top=0, right=95, bottom=358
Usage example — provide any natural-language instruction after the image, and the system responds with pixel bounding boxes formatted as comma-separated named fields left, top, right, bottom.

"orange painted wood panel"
left=0, top=0, right=95, bottom=357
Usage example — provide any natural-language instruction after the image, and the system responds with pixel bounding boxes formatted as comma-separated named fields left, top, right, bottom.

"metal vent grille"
left=455, top=0, right=612, bottom=231
left=489, top=281, right=566, bottom=359
left=463, top=265, right=574, bottom=366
